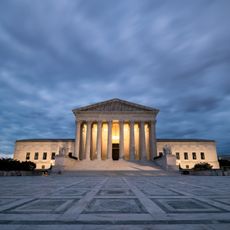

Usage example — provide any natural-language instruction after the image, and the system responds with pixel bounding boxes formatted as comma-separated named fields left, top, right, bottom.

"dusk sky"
left=0, top=0, right=230, bottom=157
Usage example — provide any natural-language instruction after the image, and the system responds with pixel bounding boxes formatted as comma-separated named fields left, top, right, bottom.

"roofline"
left=16, top=138, right=215, bottom=143
left=157, top=139, right=215, bottom=142
left=72, top=98, right=159, bottom=113
left=16, top=139, right=75, bottom=142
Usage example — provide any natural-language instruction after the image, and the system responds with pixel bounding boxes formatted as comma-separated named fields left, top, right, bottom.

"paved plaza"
left=0, top=172, right=230, bottom=229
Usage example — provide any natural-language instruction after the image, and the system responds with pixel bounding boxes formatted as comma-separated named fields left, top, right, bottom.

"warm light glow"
left=112, top=122, right=119, bottom=143
left=112, top=135, right=119, bottom=141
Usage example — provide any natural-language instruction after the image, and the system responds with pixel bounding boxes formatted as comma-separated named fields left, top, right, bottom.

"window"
left=200, top=152, right=205, bottom=160
left=42, top=165, right=45, bottom=169
left=51, top=152, right=55, bottom=160
left=192, top=152, right=197, bottom=160
left=26, top=152, right=30, bottom=160
left=186, top=165, right=189, bottom=169
left=34, top=152, right=39, bottom=160
left=184, top=152, right=188, bottom=160
left=43, top=152, right=47, bottom=160
left=176, top=152, right=180, bottom=160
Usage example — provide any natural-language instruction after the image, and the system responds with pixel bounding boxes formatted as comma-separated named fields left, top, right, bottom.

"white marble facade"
left=73, top=98, right=158, bottom=161
left=13, top=98, right=220, bottom=169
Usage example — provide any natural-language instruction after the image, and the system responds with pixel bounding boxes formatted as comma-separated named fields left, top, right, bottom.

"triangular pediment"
left=73, top=98, right=158, bottom=113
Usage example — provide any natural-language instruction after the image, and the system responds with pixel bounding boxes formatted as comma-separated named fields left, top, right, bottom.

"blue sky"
left=0, top=0, right=230, bottom=156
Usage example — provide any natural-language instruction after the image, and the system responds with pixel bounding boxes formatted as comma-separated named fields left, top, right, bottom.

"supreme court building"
left=73, top=98, right=158, bottom=162
left=14, top=98, right=220, bottom=170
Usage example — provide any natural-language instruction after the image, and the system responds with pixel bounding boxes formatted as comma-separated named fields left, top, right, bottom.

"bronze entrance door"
left=112, top=143, right=119, bottom=160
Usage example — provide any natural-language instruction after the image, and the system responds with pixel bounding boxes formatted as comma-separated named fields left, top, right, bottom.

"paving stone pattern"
left=0, top=174, right=230, bottom=229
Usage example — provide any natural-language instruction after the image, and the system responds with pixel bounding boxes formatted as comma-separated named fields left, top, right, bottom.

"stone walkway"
left=0, top=173, right=230, bottom=229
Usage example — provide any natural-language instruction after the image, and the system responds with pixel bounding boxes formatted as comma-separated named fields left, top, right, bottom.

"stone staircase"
left=52, top=156, right=179, bottom=175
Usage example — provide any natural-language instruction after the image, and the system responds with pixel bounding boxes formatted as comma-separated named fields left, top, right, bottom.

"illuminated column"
left=119, top=120, right=124, bottom=159
left=107, top=120, right=112, bottom=160
left=150, top=120, right=157, bottom=160
left=85, top=121, right=92, bottom=160
left=129, top=120, right=135, bottom=160
left=96, top=121, right=102, bottom=160
left=74, top=120, right=82, bottom=159
left=140, top=121, right=147, bottom=160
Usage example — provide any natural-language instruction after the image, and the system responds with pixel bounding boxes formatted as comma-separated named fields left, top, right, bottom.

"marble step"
left=53, top=156, right=167, bottom=172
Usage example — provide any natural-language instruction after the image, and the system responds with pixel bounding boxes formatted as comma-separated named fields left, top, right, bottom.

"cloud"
left=0, top=0, right=230, bottom=155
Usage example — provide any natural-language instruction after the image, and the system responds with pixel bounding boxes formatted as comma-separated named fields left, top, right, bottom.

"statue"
left=59, top=147, right=66, bottom=156
left=163, top=144, right=172, bottom=155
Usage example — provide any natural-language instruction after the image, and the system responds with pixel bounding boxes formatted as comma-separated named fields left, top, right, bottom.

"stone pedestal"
left=165, top=154, right=178, bottom=171
left=52, top=155, right=66, bottom=173
left=154, top=154, right=178, bottom=171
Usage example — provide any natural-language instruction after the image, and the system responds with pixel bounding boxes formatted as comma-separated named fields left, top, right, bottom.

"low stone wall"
left=181, top=169, right=230, bottom=176
left=0, top=171, right=44, bottom=176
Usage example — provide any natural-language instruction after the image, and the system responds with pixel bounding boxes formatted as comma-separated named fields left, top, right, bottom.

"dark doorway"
left=112, top=143, right=119, bottom=160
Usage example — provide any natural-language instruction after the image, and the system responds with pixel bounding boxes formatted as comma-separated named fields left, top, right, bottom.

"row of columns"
left=74, top=120, right=157, bottom=161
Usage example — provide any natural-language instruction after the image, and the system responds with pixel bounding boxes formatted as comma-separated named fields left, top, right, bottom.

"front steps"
left=52, top=156, right=179, bottom=175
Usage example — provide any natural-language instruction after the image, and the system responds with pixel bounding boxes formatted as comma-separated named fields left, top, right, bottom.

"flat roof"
left=16, top=138, right=215, bottom=143
left=157, top=139, right=215, bottom=142
left=16, top=139, right=75, bottom=142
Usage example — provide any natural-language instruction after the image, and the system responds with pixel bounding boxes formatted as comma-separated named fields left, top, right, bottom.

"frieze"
left=73, top=98, right=159, bottom=113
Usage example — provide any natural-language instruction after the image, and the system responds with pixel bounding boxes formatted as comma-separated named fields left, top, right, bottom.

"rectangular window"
left=43, top=152, right=47, bottom=160
left=176, top=152, right=180, bottom=160
left=34, top=152, right=39, bottom=160
left=51, top=152, right=55, bottom=160
left=201, top=152, right=205, bottom=160
left=26, top=152, right=30, bottom=160
left=184, top=152, right=188, bottom=160
left=192, top=152, right=197, bottom=160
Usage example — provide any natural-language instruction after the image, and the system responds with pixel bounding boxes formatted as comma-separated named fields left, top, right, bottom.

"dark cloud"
left=0, top=0, right=230, bottom=156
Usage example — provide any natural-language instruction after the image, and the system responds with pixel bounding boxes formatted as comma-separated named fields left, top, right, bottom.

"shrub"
left=193, top=162, right=213, bottom=171
left=0, top=158, right=36, bottom=171
left=219, top=159, right=230, bottom=167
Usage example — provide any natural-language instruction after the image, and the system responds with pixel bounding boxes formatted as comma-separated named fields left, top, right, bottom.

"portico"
left=73, top=99, right=159, bottom=161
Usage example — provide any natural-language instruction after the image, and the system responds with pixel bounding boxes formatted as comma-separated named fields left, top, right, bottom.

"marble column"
left=107, top=120, right=112, bottom=160
left=129, top=120, right=135, bottom=160
left=96, top=121, right=102, bottom=160
left=119, top=120, right=124, bottom=159
left=74, top=120, right=82, bottom=159
left=85, top=121, right=92, bottom=160
left=140, top=121, right=147, bottom=161
left=150, top=120, right=157, bottom=160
